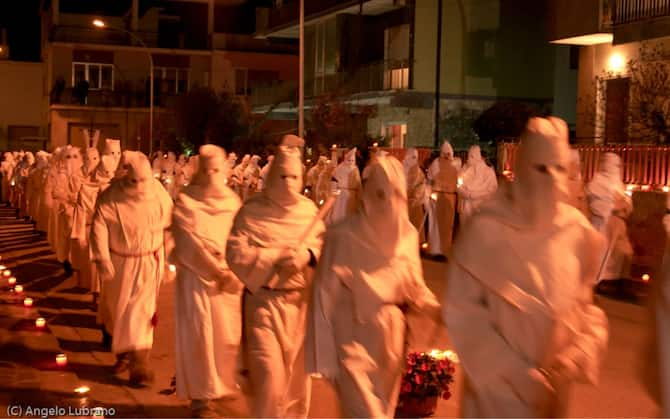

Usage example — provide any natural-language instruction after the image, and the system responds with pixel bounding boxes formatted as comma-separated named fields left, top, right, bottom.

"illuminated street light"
left=93, top=19, right=154, bottom=155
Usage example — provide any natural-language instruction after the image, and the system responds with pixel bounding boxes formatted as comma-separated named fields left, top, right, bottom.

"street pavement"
left=0, top=205, right=660, bottom=418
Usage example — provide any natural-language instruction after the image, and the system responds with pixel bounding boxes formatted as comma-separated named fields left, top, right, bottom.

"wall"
left=413, top=0, right=555, bottom=100
left=553, top=45, right=578, bottom=130
left=0, top=61, right=47, bottom=150
left=547, top=0, right=602, bottom=41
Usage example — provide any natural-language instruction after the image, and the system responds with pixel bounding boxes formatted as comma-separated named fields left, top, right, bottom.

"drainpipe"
left=433, top=0, right=443, bottom=148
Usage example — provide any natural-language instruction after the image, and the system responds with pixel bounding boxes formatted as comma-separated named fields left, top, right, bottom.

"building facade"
left=253, top=0, right=558, bottom=149
left=42, top=0, right=298, bottom=153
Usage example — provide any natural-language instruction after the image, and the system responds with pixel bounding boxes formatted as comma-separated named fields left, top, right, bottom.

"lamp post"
left=93, top=19, right=154, bottom=155
left=298, top=0, right=304, bottom=138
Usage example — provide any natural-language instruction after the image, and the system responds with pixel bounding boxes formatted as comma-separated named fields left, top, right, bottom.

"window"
left=383, top=124, right=407, bottom=148
left=235, top=68, right=248, bottom=96
left=384, top=67, right=409, bottom=90
left=154, top=67, right=190, bottom=94
left=72, top=62, right=114, bottom=90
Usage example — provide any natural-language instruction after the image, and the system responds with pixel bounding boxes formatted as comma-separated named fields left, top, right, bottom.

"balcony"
left=50, top=26, right=159, bottom=48
left=250, top=59, right=411, bottom=107
left=612, top=0, right=670, bottom=25
left=610, top=0, right=670, bottom=42
left=257, top=0, right=407, bottom=38
left=49, top=86, right=181, bottom=109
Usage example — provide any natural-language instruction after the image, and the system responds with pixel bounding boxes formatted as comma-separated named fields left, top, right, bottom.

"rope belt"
left=110, top=245, right=163, bottom=258
left=261, top=286, right=304, bottom=292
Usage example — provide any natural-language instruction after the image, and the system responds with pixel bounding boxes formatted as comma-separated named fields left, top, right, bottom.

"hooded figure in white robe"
left=71, top=143, right=120, bottom=297
left=1, top=152, right=15, bottom=204
left=305, top=156, right=325, bottom=201
left=242, top=155, right=262, bottom=201
left=226, top=135, right=325, bottom=418
left=427, top=141, right=459, bottom=256
left=160, top=152, right=178, bottom=197
left=566, top=150, right=590, bottom=218
left=306, top=155, right=441, bottom=417
left=69, top=147, right=100, bottom=289
left=13, top=152, right=35, bottom=217
left=44, top=147, right=64, bottom=246
left=53, top=146, right=83, bottom=268
left=444, top=117, right=609, bottom=418
left=172, top=145, right=243, bottom=416
left=258, top=155, right=274, bottom=192
left=90, top=151, right=173, bottom=386
left=174, top=156, right=195, bottom=199
left=457, top=145, right=498, bottom=223
left=327, top=148, right=361, bottom=224
left=403, top=148, right=427, bottom=243
left=641, top=193, right=670, bottom=417
left=231, top=154, right=250, bottom=197
left=315, top=159, right=336, bottom=207
left=27, top=151, right=49, bottom=225
left=586, top=153, right=634, bottom=282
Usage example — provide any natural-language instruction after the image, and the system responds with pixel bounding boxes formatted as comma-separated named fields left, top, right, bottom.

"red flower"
left=414, top=375, right=423, bottom=385
left=442, top=391, right=451, bottom=400
left=401, top=383, right=412, bottom=394
left=421, top=363, right=430, bottom=371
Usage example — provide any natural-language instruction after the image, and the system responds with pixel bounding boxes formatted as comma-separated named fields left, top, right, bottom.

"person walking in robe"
left=242, top=155, right=261, bottom=201
left=306, top=155, right=441, bottom=417
left=457, top=145, right=498, bottom=223
left=566, top=149, right=590, bottom=218
left=586, top=153, right=634, bottom=286
left=226, top=135, right=325, bottom=418
left=72, top=143, right=120, bottom=301
left=315, top=159, right=336, bottom=207
left=90, top=151, right=173, bottom=386
left=258, top=155, right=274, bottom=192
left=172, top=145, right=243, bottom=417
left=403, top=148, right=427, bottom=243
left=69, top=147, right=100, bottom=290
left=305, top=156, right=326, bottom=201
left=444, top=117, right=609, bottom=417
left=27, top=151, right=49, bottom=227
left=231, top=154, right=250, bottom=197
left=53, top=146, right=83, bottom=274
left=1, top=152, right=15, bottom=204
left=327, top=148, right=361, bottom=224
left=427, top=141, right=458, bottom=257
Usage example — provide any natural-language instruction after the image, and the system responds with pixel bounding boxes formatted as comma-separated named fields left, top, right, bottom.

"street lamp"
left=93, top=19, right=154, bottom=155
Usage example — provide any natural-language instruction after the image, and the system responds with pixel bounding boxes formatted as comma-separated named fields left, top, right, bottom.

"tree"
left=173, top=87, right=250, bottom=154
left=472, top=100, right=540, bottom=143
left=439, top=105, right=481, bottom=151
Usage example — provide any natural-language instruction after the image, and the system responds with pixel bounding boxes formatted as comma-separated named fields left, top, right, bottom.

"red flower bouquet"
left=395, top=350, right=457, bottom=418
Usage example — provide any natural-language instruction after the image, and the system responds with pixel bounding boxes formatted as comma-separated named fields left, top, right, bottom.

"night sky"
left=1, top=0, right=41, bottom=62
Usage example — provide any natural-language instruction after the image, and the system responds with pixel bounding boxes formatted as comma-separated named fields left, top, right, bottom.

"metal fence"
left=498, top=142, right=670, bottom=188
left=612, top=0, right=670, bottom=24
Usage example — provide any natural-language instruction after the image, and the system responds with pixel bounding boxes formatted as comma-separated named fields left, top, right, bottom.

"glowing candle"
left=0, top=265, right=5, bottom=271
left=642, top=274, right=651, bottom=282
left=14, top=285, right=23, bottom=293
left=2, top=270, right=11, bottom=277
left=56, top=354, right=67, bottom=367
left=8, top=277, right=16, bottom=285
left=331, top=144, right=337, bottom=149
left=430, top=192, right=438, bottom=201
left=663, top=186, right=670, bottom=193
left=23, top=298, right=33, bottom=307
left=373, top=142, right=379, bottom=147
left=35, top=318, right=46, bottom=328
left=168, top=264, right=176, bottom=273
left=74, top=386, right=90, bottom=394
left=421, top=243, right=429, bottom=250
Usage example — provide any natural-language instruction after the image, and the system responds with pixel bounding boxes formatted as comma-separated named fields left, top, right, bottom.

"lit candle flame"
left=0, top=265, right=5, bottom=271
left=74, top=386, right=90, bottom=394
left=642, top=185, right=651, bottom=191
left=331, top=144, right=337, bottom=149
left=626, top=184, right=634, bottom=191
left=457, top=177, right=463, bottom=188
left=8, top=277, right=16, bottom=285
left=35, top=318, right=46, bottom=328
left=642, top=274, right=650, bottom=282
left=14, top=285, right=23, bottom=293
left=421, top=243, right=429, bottom=250
left=56, top=353, right=68, bottom=367
left=23, top=298, right=33, bottom=307
left=664, top=186, right=670, bottom=193
left=3, top=270, right=11, bottom=277
left=169, top=264, right=176, bottom=273
left=430, top=192, right=438, bottom=201
left=373, top=142, right=379, bottom=147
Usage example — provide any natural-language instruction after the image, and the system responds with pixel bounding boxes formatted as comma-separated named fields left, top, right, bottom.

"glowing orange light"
left=642, top=274, right=650, bottom=282
left=663, top=186, right=670, bottom=193
left=23, top=298, right=33, bottom=307
left=3, top=270, right=11, bottom=277
left=421, top=243, right=429, bottom=250
left=56, top=354, right=68, bottom=367
left=14, top=285, right=23, bottom=293
left=8, top=277, right=16, bottom=285
left=35, top=318, right=46, bottom=328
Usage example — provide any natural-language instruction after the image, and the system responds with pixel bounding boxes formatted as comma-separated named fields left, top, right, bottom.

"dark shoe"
left=112, top=358, right=130, bottom=374
left=128, top=370, right=155, bottom=388
left=63, top=261, right=73, bottom=277
left=101, top=328, right=112, bottom=351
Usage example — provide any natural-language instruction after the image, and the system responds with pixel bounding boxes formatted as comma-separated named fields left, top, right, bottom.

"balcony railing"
left=498, top=142, right=670, bottom=187
left=612, top=0, right=670, bottom=25
left=49, top=86, right=182, bottom=109
left=250, top=59, right=411, bottom=107
left=50, top=26, right=159, bottom=48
